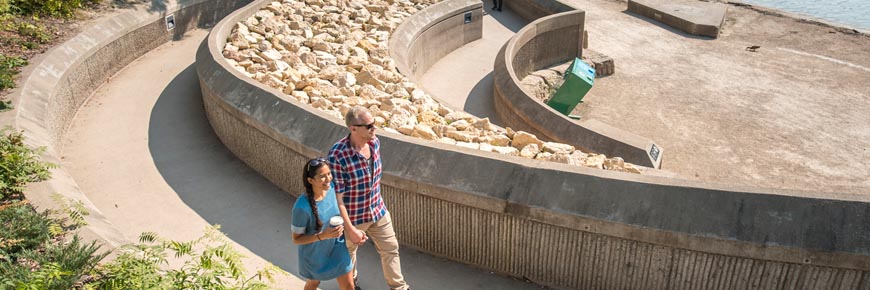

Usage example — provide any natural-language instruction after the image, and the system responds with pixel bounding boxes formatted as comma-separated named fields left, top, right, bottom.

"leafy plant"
left=1, top=235, right=106, bottom=289
left=15, top=21, right=49, bottom=43
left=90, top=226, right=284, bottom=290
left=0, top=54, right=27, bottom=91
left=7, top=0, right=99, bottom=18
left=0, top=201, right=54, bottom=259
left=0, top=128, right=53, bottom=201
left=0, top=198, right=105, bottom=289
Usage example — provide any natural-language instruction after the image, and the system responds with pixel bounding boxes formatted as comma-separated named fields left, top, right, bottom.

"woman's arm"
left=292, top=226, right=344, bottom=245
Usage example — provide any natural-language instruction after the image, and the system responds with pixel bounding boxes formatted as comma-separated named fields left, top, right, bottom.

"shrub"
left=8, top=0, right=100, bottom=18
left=0, top=128, right=53, bottom=201
left=0, top=198, right=105, bottom=289
left=0, top=202, right=54, bottom=259
left=0, top=235, right=106, bottom=289
left=0, top=54, right=27, bottom=92
left=90, top=227, right=283, bottom=290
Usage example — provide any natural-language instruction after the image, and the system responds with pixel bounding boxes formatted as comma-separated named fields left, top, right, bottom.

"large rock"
left=584, top=154, right=606, bottom=169
left=542, top=142, right=575, bottom=154
left=491, top=146, right=519, bottom=156
left=511, top=131, right=544, bottom=150
left=520, top=144, right=540, bottom=158
left=411, top=125, right=438, bottom=140
left=356, top=70, right=386, bottom=90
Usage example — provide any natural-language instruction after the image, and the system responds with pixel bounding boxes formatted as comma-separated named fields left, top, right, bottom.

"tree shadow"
left=484, top=4, right=527, bottom=33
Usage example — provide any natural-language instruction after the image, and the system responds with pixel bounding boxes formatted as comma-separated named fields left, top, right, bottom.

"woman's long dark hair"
left=302, top=158, right=327, bottom=232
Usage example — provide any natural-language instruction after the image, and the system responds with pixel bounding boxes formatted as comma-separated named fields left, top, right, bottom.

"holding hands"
left=347, top=226, right=368, bottom=245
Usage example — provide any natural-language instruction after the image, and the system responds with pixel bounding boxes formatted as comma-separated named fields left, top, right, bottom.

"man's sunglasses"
left=353, top=122, right=376, bottom=130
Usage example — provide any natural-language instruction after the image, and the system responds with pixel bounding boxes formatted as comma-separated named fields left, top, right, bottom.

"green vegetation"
left=92, top=227, right=282, bottom=290
left=0, top=198, right=107, bottom=289
left=0, top=130, right=284, bottom=289
left=0, top=0, right=100, bottom=106
left=0, top=128, right=53, bottom=200
left=0, top=54, right=26, bottom=96
left=0, top=0, right=99, bottom=18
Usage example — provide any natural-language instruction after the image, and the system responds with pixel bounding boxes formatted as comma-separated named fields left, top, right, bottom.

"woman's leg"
left=337, top=270, right=355, bottom=290
left=304, top=280, right=321, bottom=290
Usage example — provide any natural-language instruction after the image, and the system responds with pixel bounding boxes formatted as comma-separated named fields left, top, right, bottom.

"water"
left=740, top=0, right=870, bottom=31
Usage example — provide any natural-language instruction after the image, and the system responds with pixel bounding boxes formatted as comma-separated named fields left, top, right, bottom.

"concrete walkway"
left=61, top=29, right=543, bottom=290
left=420, top=0, right=870, bottom=196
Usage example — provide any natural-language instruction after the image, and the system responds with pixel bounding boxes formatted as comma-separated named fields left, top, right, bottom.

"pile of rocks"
left=222, top=0, right=642, bottom=174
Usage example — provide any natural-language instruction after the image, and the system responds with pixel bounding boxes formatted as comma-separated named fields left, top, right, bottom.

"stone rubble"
left=222, top=0, right=643, bottom=174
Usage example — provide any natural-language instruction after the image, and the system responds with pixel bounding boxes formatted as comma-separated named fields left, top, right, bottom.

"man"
left=492, top=0, right=503, bottom=11
left=328, top=106, right=410, bottom=290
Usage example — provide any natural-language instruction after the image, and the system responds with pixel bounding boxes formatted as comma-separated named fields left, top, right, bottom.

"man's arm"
left=336, top=193, right=367, bottom=245
left=329, top=153, right=367, bottom=245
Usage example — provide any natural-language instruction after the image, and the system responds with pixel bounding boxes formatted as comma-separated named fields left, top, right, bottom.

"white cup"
left=329, top=216, right=344, bottom=227
left=329, top=216, right=345, bottom=242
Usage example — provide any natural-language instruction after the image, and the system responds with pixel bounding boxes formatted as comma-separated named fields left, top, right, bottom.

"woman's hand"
left=322, top=225, right=344, bottom=239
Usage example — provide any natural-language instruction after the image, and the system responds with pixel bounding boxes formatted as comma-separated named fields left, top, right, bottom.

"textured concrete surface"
left=628, top=0, right=728, bottom=38
left=64, top=29, right=545, bottom=290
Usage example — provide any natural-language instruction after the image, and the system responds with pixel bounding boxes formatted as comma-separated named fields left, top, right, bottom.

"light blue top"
left=291, top=185, right=352, bottom=281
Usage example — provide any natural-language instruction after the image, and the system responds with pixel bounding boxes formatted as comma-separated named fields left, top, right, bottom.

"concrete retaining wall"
left=0, top=0, right=251, bottom=249
left=389, top=0, right=483, bottom=82
left=199, top=0, right=870, bottom=289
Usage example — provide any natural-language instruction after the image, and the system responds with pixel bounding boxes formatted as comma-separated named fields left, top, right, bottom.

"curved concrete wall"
left=199, top=0, right=870, bottom=289
left=493, top=10, right=662, bottom=168
left=389, top=0, right=483, bottom=82
left=0, top=0, right=252, bottom=249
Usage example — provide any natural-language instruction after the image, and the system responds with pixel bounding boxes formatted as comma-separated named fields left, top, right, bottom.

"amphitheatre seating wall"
left=0, top=0, right=254, bottom=250
left=199, top=0, right=870, bottom=288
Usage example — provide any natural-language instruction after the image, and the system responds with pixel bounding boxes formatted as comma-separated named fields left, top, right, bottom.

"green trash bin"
left=546, top=58, right=594, bottom=117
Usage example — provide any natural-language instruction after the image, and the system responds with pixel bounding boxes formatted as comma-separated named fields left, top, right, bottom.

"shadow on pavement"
left=146, top=64, right=545, bottom=290
left=485, top=5, right=526, bottom=33
left=463, top=72, right=503, bottom=126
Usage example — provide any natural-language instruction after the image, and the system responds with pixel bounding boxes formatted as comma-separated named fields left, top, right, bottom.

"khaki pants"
left=346, top=211, right=409, bottom=290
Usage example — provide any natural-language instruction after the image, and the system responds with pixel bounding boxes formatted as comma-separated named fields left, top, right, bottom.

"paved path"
left=420, top=0, right=870, bottom=195
left=61, top=29, right=543, bottom=290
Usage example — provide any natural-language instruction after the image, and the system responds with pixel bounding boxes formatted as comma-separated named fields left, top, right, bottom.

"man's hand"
left=347, top=226, right=368, bottom=245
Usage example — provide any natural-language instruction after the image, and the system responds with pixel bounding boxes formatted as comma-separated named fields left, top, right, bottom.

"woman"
left=291, top=157, right=355, bottom=290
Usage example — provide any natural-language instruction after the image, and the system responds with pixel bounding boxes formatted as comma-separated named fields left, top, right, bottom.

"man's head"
left=346, top=106, right=376, bottom=143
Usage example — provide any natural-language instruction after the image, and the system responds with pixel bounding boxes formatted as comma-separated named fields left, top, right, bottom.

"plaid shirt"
left=328, top=135, right=387, bottom=225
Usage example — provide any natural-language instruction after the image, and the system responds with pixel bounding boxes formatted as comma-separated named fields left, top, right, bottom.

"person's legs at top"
left=366, top=211, right=408, bottom=290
